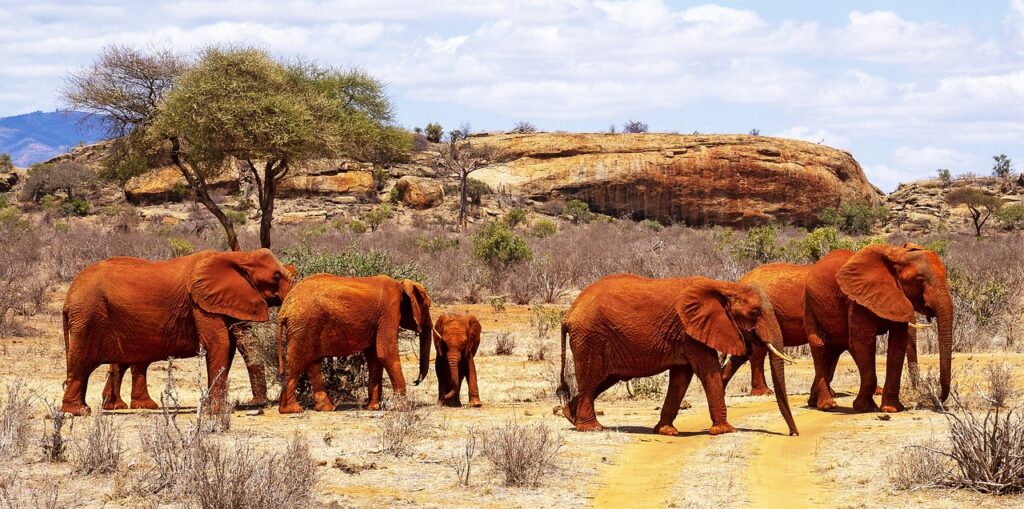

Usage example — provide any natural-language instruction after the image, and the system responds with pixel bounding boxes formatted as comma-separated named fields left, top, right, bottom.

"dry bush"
left=627, top=374, right=667, bottom=399
left=901, top=367, right=947, bottom=411
left=297, top=355, right=368, bottom=407
left=0, top=472, right=61, bottom=509
left=494, top=332, right=516, bottom=356
left=482, top=422, right=564, bottom=487
left=887, top=442, right=952, bottom=491
left=0, top=381, right=33, bottom=460
left=982, top=361, right=1015, bottom=408
left=527, top=339, right=549, bottom=361
left=0, top=212, right=47, bottom=337
left=187, top=435, right=318, bottom=509
left=936, top=392, right=1024, bottom=494
left=445, top=426, right=479, bottom=487
left=378, top=396, right=431, bottom=457
left=39, top=401, right=70, bottom=463
left=73, top=411, right=122, bottom=475
left=240, top=313, right=280, bottom=392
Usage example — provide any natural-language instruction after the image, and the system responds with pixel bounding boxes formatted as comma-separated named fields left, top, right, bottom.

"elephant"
left=99, top=264, right=300, bottom=411
left=61, top=249, right=294, bottom=416
left=724, top=243, right=952, bottom=413
left=556, top=274, right=798, bottom=436
left=433, top=313, right=482, bottom=407
left=276, top=274, right=433, bottom=414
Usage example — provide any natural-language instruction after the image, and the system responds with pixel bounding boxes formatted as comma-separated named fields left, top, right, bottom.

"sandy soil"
left=1, top=292, right=1023, bottom=508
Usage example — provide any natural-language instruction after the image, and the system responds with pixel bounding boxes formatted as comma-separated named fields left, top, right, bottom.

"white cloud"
left=773, top=127, right=850, bottom=149
left=892, top=146, right=975, bottom=172
left=835, top=10, right=974, bottom=64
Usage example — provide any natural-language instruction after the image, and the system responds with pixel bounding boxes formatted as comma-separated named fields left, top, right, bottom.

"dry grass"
left=887, top=442, right=953, bottom=491
left=494, top=332, right=517, bottom=356
left=378, top=396, right=432, bottom=457
left=73, top=410, right=122, bottom=475
left=445, top=426, right=479, bottom=487
left=0, top=381, right=33, bottom=460
left=39, top=401, right=69, bottom=463
left=982, top=361, right=1016, bottom=408
left=0, top=472, right=61, bottom=509
left=482, top=421, right=564, bottom=487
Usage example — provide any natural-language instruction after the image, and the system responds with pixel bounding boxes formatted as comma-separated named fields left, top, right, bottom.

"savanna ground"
left=3, top=204, right=1024, bottom=508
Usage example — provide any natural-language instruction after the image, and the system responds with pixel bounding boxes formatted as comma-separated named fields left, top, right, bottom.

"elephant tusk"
left=767, top=344, right=797, bottom=364
left=432, top=325, right=442, bottom=338
left=908, top=322, right=933, bottom=329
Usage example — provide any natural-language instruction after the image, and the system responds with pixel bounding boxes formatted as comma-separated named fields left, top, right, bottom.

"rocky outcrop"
left=124, top=166, right=240, bottom=206
left=470, top=133, right=882, bottom=227
left=885, top=176, right=1024, bottom=234
left=394, top=176, right=444, bottom=209
left=0, top=170, right=19, bottom=193
left=276, top=172, right=375, bottom=199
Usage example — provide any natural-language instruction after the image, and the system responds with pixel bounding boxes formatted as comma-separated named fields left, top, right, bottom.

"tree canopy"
left=947, top=187, right=1002, bottom=236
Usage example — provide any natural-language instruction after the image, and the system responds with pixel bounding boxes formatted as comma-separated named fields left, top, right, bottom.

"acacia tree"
left=947, top=187, right=1002, bottom=236
left=67, top=45, right=409, bottom=250
left=439, top=124, right=496, bottom=229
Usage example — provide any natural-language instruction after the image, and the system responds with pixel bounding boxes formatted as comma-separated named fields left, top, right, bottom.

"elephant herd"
left=59, top=242, right=952, bottom=439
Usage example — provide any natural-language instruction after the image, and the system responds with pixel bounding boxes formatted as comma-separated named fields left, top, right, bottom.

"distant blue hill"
left=0, top=111, right=109, bottom=167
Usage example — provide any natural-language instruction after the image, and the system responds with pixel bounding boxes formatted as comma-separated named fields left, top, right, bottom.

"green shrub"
left=225, top=209, right=247, bottom=225
left=347, top=219, right=368, bottom=234
left=0, top=207, right=28, bottom=232
left=373, top=167, right=391, bottom=191
left=733, top=225, right=784, bottom=263
left=562, top=198, right=592, bottom=224
left=167, top=238, right=194, bottom=256
left=0, top=153, right=12, bottom=172
left=465, top=178, right=493, bottom=205
left=363, top=204, right=393, bottom=232
left=997, top=204, right=1024, bottom=230
left=796, top=227, right=852, bottom=261
left=818, top=201, right=888, bottom=235
left=424, top=123, right=444, bottom=143
left=282, top=246, right=425, bottom=281
left=532, top=219, right=558, bottom=238
left=504, top=208, right=527, bottom=228
left=937, top=168, right=952, bottom=186
left=472, top=221, right=532, bottom=268
left=170, top=183, right=187, bottom=202
left=640, top=219, right=663, bottom=232
left=923, top=239, right=949, bottom=257
left=63, top=197, right=90, bottom=217
left=388, top=187, right=400, bottom=202
left=490, top=296, right=507, bottom=313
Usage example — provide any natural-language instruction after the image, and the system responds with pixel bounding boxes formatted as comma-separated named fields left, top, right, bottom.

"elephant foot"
left=653, top=423, right=678, bottom=436
left=814, top=396, right=838, bottom=411
left=61, top=402, right=91, bottom=416
left=560, top=401, right=578, bottom=425
left=130, top=398, right=159, bottom=410
left=852, top=396, right=880, bottom=413
left=574, top=420, right=604, bottom=432
left=366, top=401, right=381, bottom=411
left=102, top=400, right=128, bottom=411
left=313, top=401, right=336, bottom=412
left=709, top=422, right=736, bottom=435
left=279, top=402, right=304, bottom=414
left=468, top=398, right=483, bottom=408
left=238, top=397, right=269, bottom=408
left=750, top=387, right=774, bottom=397
left=880, top=399, right=906, bottom=413
left=441, top=398, right=463, bottom=408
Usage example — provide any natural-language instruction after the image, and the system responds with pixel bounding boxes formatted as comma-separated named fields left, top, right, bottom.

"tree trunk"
left=169, top=138, right=241, bottom=251
left=459, top=171, right=469, bottom=230
left=259, top=173, right=277, bottom=249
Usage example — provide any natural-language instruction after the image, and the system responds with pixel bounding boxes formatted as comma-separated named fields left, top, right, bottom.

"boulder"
left=469, top=133, right=882, bottom=227
left=0, top=171, right=19, bottom=193
left=395, top=176, right=444, bottom=209
left=124, top=166, right=240, bottom=206
left=277, top=172, right=375, bottom=199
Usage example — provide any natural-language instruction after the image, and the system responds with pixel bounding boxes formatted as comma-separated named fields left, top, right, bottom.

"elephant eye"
left=273, top=272, right=282, bottom=281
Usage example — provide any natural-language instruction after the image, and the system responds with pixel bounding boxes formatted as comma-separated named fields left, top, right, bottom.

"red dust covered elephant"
left=276, top=274, right=433, bottom=414
left=557, top=274, right=798, bottom=436
left=433, top=313, right=482, bottom=407
left=61, top=249, right=294, bottom=416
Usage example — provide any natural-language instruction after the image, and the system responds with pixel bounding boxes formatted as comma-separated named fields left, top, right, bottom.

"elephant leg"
left=435, top=343, right=449, bottom=403
left=278, top=354, right=309, bottom=415
left=690, top=346, right=734, bottom=435
left=235, top=336, right=268, bottom=407
left=307, top=362, right=335, bottom=412
left=365, top=347, right=385, bottom=411
left=376, top=329, right=408, bottom=403
left=823, top=346, right=843, bottom=398
left=880, top=325, right=909, bottom=413
left=129, top=363, right=159, bottom=410
left=466, top=354, right=482, bottom=407
left=102, top=363, right=129, bottom=410
left=62, top=340, right=95, bottom=416
left=204, top=340, right=235, bottom=415
left=573, top=376, right=610, bottom=432
left=655, top=365, right=694, bottom=436
left=748, top=343, right=772, bottom=396
left=848, top=306, right=880, bottom=413
left=806, top=316, right=837, bottom=410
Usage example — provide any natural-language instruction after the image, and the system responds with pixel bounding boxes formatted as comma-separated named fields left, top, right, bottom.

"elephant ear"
left=433, top=314, right=447, bottom=341
left=401, top=280, right=431, bottom=333
left=903, top=242, right=926, bottom=251
left=283, top=264, right=298, bottom=278
left=836, top=244, right=914, bottom=323
left=189, top=252, right=269, bottom=322
left=676, top=279, right=746, bottom=356
left=468, top=316, right=482, bottom=341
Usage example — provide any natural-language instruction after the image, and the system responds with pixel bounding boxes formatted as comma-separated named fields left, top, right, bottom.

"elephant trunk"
left=936, top=299, right=953, bottom=402
left=446, top=350, right=461, bottom=400
left=414, top=310, right=432, bottom=385
left=768, top=341, right=798, bottom=436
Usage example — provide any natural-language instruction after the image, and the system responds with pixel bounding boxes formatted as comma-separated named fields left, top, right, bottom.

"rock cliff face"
left=885, top=176, right=1024, bottom=234
left=470, top=133, right=882, bottom=227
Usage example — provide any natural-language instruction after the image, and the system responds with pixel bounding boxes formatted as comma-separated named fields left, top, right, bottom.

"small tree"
left=937, top=168, right=952, bottom=186
left=439, top=124, right=497, bottom=229
left=947, top=187, right=1002, bottom=236
left=622, top=120, right=648, bottom=133
left=992, top=154, right=1014, bottom=179
left=424, top=123, right=444, bottom=143
left=19, top=161, right=95, bottom=203
left=0, top=154, right=12, bottom=172
left=749, top=128, right=761, bottom=136
left=363, top=204, right=393, bottom=232
left=472, top=221, right=532, bottom=269
left=562, top=198, right=592, bottom=224
left=510, top=121, right=537, bottom=134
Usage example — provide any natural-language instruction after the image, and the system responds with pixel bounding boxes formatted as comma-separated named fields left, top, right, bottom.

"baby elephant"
left=433, top=314, right=482, bottom=407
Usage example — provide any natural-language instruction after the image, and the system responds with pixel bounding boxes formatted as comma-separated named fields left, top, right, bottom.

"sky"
left=1, top=0, right=1023, bottom=191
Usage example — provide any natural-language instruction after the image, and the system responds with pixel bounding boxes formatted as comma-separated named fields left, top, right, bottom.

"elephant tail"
left=556, top=322, right=570, bottom=405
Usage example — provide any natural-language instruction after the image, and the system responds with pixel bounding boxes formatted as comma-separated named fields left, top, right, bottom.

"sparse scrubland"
left=1, top=194, right=1024, bottom=506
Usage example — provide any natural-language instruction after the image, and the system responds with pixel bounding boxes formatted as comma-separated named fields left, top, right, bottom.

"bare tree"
left=439, top=124, right=497, bottom=229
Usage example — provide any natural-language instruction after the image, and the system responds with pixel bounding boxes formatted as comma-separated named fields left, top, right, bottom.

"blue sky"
left=1, top=0, right=1022, bottom=191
